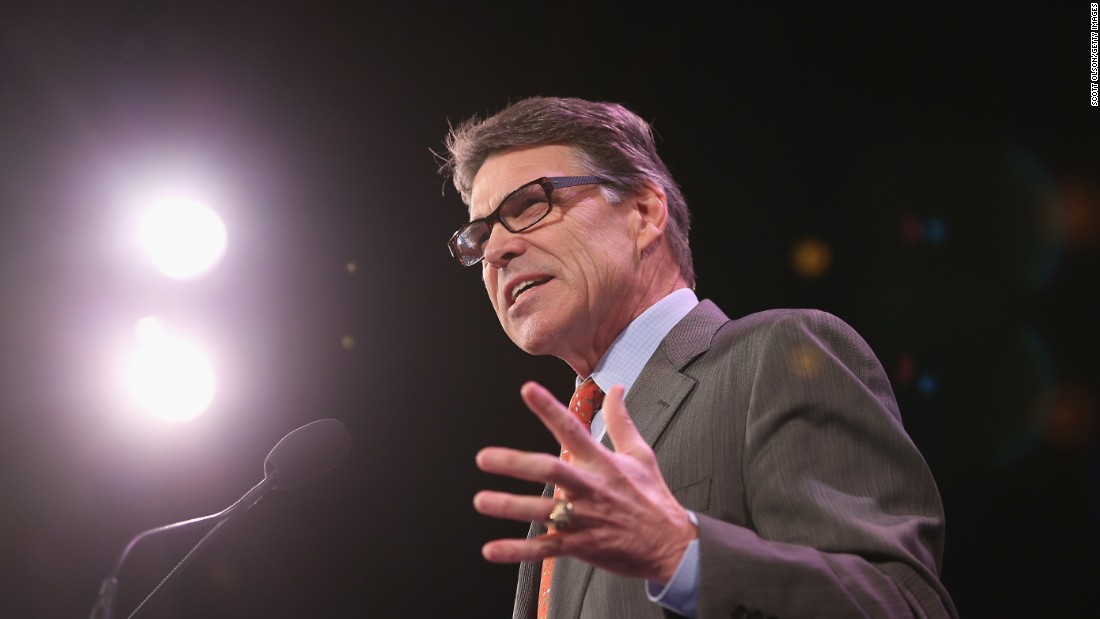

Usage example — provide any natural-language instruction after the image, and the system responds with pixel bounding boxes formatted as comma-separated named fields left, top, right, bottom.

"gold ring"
left=547, top=499, right=575, bottom=531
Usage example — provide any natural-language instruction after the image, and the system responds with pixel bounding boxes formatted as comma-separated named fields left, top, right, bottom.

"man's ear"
left=632, top=181, right=669, bottom=255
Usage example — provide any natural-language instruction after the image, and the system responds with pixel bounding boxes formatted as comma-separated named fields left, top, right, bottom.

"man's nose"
left=482, top=224, right=526, bottom=268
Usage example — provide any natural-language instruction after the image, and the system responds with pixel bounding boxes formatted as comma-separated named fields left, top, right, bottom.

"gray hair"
left=438, top=96, right=695, bottom=287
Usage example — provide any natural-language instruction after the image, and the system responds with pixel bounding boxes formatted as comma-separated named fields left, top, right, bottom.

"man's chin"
left=506, top=317, right=564, bottom=357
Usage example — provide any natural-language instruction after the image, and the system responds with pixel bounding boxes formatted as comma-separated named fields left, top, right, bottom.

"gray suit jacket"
left=513, top=301, right=957, bottom=619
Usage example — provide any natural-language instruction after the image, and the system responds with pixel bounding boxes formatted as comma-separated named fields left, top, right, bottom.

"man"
left=439, top=96, right=957, bottom=619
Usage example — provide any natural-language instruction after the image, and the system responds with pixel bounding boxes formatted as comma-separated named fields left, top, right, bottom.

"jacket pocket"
left=670, top=476, right=712, bottom=513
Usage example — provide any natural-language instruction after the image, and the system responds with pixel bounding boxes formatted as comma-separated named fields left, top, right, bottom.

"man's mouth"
left=510, top=277, right=552, bottom=304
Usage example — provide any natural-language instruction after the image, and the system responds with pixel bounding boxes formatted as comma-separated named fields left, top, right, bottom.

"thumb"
left=601, top=384, right=646, bottom=454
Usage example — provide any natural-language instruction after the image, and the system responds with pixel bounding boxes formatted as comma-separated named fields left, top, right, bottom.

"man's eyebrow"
left=471, top=181, right=519, bottom=220
left=466, top=192, right=493, bottom=221
left=468, top=199, right=494, bottom=222
left=486, top=184, right=517, bottom=210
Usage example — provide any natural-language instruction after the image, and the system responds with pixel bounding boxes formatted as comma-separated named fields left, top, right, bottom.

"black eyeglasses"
left=447, top=175, right=606, bottom=267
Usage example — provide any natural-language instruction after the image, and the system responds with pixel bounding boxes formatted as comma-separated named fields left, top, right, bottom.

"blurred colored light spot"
left=894, top=353, right=915, bottom=387
left=1057, top=180, right=1100, bottom=249
left=1043, top=383, right=1097, bottom=450
left=788, top=345, right=825, bottom=379
left=790, top=237, right=832, bottom=279
left=898, top=213, right=922, bottom=246
left=916, top=373, right=939, bottom=395
left=923, top=217, right=946, bottom=244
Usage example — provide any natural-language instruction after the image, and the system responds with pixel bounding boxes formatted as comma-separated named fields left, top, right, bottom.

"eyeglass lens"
left=453, top=180, right=552, bottom=264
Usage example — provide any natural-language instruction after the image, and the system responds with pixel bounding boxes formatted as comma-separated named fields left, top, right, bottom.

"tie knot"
left=568, top=378, right=604, bottom=427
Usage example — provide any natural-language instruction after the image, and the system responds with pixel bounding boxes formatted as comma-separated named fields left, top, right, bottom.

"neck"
left=558, top=270, right=690, bottom=378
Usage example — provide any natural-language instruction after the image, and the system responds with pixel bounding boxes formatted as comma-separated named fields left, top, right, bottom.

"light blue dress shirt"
left=582, top=287, right=700, bottom=618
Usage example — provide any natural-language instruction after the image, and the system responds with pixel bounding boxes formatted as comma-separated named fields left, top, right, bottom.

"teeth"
left=511, top=279, right=543, bottom=302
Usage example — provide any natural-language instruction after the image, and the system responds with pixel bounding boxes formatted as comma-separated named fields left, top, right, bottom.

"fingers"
left=599, top=384, right=648, bottom=455
left=475, top=447, right=557, bottom=483
left=477, top=446, right=591, bottom=490
left=482, top=535, right=568, bottom=563
left=473, top=490, right=555, bottom=524
left=474, top=489, right=584, bottom=564
left=519, top=381, right=603, bottom=461
left=474, top=381, right=679, bottom=577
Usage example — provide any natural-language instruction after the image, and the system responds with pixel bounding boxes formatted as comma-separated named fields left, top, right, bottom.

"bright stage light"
left=140, top=197, right=227, bottom=280
left=125, top=316, right=216, bottom=422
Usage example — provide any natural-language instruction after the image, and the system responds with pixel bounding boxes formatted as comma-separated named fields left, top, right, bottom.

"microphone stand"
left=88, top=475, right=276, bottom=619
left=88, top=417, right=351, bottom=619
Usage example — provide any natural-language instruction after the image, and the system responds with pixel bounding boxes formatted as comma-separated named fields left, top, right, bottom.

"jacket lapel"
left=605, top=299, right=728, bottom=451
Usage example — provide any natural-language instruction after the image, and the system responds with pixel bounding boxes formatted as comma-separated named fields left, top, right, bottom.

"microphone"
left=264, top=417, right=353, bottom=489
left=88, top=419, right=352, bottom=619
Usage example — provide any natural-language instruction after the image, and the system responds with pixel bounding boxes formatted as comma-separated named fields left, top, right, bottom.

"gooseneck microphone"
left=88, top=419, right=352, bottom=619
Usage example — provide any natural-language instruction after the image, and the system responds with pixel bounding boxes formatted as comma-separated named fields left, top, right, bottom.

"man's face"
left=469, top=145, right=643, bottom=372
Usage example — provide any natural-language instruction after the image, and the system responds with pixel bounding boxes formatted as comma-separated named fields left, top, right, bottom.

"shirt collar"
left=582, top=288, right=699, bottom=397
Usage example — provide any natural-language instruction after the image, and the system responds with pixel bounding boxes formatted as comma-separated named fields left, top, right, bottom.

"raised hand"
left=474, top=381, right=697, bottom=584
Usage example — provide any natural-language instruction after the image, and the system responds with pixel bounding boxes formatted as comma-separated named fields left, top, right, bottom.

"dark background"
left=1, top=2, right=1097, bottom=618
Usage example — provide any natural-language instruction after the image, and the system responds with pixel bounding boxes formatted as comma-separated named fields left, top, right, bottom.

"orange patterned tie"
left=536, top=377, right=604, bottom=619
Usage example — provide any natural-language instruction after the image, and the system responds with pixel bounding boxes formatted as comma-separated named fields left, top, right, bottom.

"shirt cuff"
left=645, top=511, right=699, bottom=618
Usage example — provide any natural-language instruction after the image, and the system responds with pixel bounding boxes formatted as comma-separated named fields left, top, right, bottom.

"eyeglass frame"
left=446, top=175, right=607, bottom=267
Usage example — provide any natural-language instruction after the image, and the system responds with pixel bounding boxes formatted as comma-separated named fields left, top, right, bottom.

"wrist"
left=653, top=508, right=699, bottom=584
